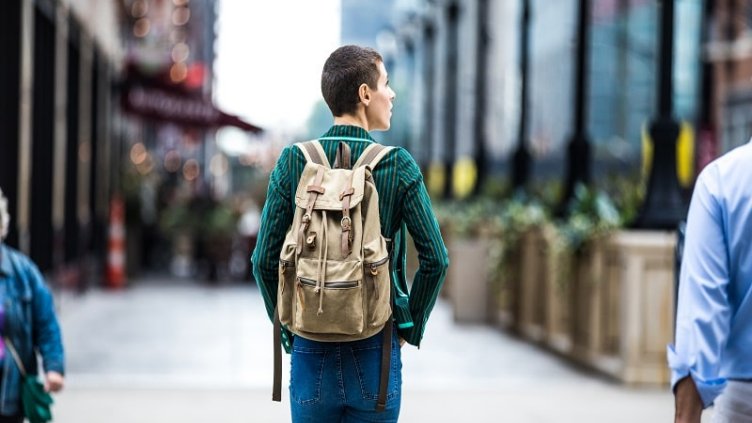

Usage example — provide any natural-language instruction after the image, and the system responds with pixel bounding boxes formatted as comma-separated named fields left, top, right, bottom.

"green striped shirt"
left=251, top=125, right=448, bottom=350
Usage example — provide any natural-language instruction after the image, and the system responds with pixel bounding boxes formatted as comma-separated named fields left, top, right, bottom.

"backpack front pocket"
left=294, top=277, right=364, bottom=335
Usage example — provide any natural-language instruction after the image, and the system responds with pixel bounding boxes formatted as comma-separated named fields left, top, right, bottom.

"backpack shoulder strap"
left=354, top=143, right=395, bottom=169
left=296, top=140, right=330, bottom=168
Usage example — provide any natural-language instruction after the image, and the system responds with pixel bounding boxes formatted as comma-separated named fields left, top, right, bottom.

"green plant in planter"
left=543, top=183, right=623, bottom=293
left=433, top=198, right=500, bottom=239
left=487, top=194, right=549, bottom=293
left=555, top=183, right=622, bottom=252
left=602, top=172, right=645, bottom=226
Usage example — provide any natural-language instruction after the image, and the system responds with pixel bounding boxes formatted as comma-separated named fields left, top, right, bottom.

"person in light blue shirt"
left=668, top=139, right=752, bottom=422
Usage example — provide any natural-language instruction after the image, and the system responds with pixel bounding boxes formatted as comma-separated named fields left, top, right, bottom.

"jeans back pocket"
left=350, top=340, right=401, bottom=402
left=290, top=345, right=328, bottom=405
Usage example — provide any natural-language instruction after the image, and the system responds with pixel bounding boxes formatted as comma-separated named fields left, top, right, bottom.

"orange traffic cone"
left=106, top=195, right=126, bottom=288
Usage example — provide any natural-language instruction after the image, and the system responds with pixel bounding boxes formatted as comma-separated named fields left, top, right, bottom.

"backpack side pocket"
left=363, top=236, right=392, bottom=329
left=278, top=243, right=297, bottom=327
left=365, top=256, right=391, bottom=328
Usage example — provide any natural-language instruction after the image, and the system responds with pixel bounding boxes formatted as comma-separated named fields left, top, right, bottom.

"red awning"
left=121, top=62, right=262, bottom=133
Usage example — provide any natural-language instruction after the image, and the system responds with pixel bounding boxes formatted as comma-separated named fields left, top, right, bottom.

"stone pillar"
left=29, top=0, right=57, bottom=271
left=0, top=0, right=24, bottom=248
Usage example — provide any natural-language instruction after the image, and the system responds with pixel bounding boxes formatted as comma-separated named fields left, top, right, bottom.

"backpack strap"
left=297, top=140, right=330, bottom=168
left=339, top=168, right=356, bottom=257
left=376, top=226, right=403, bottom=412
left=297, top=166, right=326, bottom=256
left=293, top=142, right=329, bottom=256
left=354, top=143, right=395, bottom=169
left=333, top=142, right=352, bottom=169
left=377, top=301, right=393, bottom=412
left=272, top=308, right=282, bottom=402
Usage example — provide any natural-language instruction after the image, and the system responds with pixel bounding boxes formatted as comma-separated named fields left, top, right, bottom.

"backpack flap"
left=294, top=164, right=366, bottom=211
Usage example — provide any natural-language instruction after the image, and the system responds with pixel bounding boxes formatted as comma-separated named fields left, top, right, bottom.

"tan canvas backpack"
left=272, top=140, right=396, bottom=411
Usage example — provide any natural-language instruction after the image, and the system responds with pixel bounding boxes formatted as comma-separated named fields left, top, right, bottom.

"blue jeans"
left=290, top=328, right=402, bottom=422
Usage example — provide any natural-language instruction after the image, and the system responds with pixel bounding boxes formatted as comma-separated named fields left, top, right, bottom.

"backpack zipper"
left=366, top=257, right=389, bottom=273
left=365, top=257, right=389, bottom=300
left=279, top=259, right=295, bottom=270
left=298, top=277, right=357, bottom=289
left=279, top=260, right=295, bottom=294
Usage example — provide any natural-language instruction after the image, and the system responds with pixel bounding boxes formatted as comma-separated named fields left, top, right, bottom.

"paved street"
left=50, top=277, right=709, bottom=422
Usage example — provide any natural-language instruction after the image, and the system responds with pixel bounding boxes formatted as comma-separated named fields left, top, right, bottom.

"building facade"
left=0, top=0, right=240, bottom=286
left=0, top=0, right=123, bottom=288
left=388, top=0, right=704, bottom=199
left=702, top=0, right=752, bottom=168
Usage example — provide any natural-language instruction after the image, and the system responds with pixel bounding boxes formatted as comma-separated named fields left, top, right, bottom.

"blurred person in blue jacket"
left=669, top=139, right=752, bottom=422
left=0, top=188, right=64, bottom=422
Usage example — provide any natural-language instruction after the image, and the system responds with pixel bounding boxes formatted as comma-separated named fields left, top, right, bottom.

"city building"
left=389, top=0, right=704, bottom=199
left=0, top=0, right=260, bottom=287
left=0, top=0, right=124, bottom=289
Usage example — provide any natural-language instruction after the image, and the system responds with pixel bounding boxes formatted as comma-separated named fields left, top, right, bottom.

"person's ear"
left=358, top=83, right=371, bottom=106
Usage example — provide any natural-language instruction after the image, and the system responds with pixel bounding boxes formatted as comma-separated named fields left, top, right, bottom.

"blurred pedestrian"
left=0, top=188, right=65, bottom=423
left=237, top=200, right=260, bottom=281
left=669, top=139, right=752, bottom=423
left=252, top=45, right=448, bottom=422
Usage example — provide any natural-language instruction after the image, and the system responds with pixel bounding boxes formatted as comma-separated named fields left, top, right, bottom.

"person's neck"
left=333, top=113, right=369, bottom=132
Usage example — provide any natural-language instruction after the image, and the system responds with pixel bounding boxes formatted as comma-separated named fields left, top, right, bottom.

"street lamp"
left=558, top=0, right=592, bottom=215
left=473, top=0, right=489, bottom=196
left=422, top=21, right=436, bottom=175
left=511, top=0, right=532, bottom=192
left=443, top=2, right=460, bottom=199
left=632, top=0, right=686, bottom=229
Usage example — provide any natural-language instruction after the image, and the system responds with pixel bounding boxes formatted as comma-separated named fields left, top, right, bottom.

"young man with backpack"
left=251, top=45, right=449, bottom=422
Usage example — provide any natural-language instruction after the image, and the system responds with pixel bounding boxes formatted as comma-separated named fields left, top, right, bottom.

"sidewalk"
left=51, top=277, right=706, bottom=422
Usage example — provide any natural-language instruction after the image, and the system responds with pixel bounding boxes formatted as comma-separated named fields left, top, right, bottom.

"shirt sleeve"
left=667, top=165, right=730, bottom=407
left=251, top=146, right=294, bottom=322
left=396, top=150, right=449, bottom=346
left=28, top=260, right=65, bottom=374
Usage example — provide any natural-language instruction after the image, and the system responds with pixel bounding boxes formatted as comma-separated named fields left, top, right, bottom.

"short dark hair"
left=321, top=45, right=383, bottom=117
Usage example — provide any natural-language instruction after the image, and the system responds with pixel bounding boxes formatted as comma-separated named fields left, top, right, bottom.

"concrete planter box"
left=541, top=225, right=574, bottom=355
left=493, top=242, right=521, bottom=332
left=505, top=227, right=677, bottom=385
left=570, top=235, right=608, bottom=364
left=514, top=225, right=574, bottom=354
left=447, top=237, right=491, bottom=323
left=430, top=209, right=682, bottom=386
left=588, top=230, right=676, bottom=385
left=518, top=229, right=547, bottom=342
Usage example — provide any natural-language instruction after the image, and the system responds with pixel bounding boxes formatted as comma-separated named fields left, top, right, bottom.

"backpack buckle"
left=339, top=188, right=355, bottom=201
left=306, top=233, right=317, bottom=249
left=341, top=216, right=352, bottom=231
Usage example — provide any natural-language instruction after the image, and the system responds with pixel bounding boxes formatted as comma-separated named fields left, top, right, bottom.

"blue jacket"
left=0, top=244, right=65, bottom=415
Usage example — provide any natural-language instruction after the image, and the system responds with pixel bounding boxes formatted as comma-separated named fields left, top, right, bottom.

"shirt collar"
left=0, top=244, right=11, bottom=277
left=321, top=125, right=375, bottom=142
